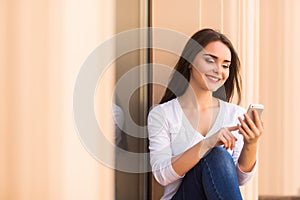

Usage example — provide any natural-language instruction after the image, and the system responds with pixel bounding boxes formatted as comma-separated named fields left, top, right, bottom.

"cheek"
left=192, top=59, right=210, bottom=73
left=192, top=66, right=206, bottom=78
left=223, top=70, right=230, bottom=80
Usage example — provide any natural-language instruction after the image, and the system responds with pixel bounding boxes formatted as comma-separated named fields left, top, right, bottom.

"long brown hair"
left=160, top=28, right=242, bottom=105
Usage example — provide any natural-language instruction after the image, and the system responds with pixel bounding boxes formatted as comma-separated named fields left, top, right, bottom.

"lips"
left=205, top=74, right=221, bottom=82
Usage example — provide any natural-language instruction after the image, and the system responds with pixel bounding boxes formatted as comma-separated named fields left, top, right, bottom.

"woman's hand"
left=237, top=110, right=264, bottom=172
left=238, top=110, right=264, bottom=145
left=203, top=126, right=239, bottom=150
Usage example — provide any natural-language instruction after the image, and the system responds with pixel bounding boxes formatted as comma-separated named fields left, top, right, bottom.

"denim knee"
left=180, top=146, right=241, bottom=200
left=204, top=146, right=235, bottom=171
left=193, top=146, right=236, bottom=175
left=199, top=146, right=242, bottom=200
left=207, top=146, right=231, bottom=157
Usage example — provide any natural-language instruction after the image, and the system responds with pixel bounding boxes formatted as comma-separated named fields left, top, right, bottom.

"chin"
left=209, top=85, right=223, bottom=92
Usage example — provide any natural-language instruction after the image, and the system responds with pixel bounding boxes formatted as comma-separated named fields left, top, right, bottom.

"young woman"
left=147, top=29, right=264, bottom=200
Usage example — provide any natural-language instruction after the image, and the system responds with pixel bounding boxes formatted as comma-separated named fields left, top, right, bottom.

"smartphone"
left=246, top=104, right=264, bottom=121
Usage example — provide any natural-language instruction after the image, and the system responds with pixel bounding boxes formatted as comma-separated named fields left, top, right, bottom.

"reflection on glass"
left=113, top=0, right=149, bottom=199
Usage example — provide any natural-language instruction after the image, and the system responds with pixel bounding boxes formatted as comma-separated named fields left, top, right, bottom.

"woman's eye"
left=222, top=64, right=230, bottom=68
left=205, top=58, right=214, bottom=63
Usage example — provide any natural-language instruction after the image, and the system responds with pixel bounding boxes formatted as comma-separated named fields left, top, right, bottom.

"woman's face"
left=190, top=41, right=231, bottom=92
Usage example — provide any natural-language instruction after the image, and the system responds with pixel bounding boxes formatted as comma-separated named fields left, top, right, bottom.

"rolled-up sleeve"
left=236, top=160, right=258, bottom=185
left=147, top=106, right=183, bottom=186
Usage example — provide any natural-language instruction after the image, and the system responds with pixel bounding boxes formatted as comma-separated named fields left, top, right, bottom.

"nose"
left=213, top=62, right=222, bottom=74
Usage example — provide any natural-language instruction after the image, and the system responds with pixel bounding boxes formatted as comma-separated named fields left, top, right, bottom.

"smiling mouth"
left=205, top=74, right=221, bottom=82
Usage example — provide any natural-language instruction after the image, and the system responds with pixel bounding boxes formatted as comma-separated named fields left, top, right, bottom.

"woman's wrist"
left=243, top=141, right=258, bottom=149
left=197, top=139, right=213, bottom=158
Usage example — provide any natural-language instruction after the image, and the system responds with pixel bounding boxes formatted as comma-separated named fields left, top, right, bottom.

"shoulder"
left=147, top=98, right=182, bottom=127
left=148, top=98, right=179, bottom=117
left=220, top=100, right=246, bottom=116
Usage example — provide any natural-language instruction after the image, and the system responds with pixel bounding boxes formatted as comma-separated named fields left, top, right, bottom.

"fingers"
left=220, top=128, right=237, bottom=150
left=238, top=110, right=264, bottom=144
left=241, top=114, right=256, bottom=133
left=228, top=125, right=239, bottom=132
left=238, top=115, right=254, bottom=138
left=261, top=117, right=265, bottom=129
left=206, top=127, right=237, bottom=150
left=219, top=134, right=229, bottom=149
left=244, top=110, right=263, bottom=131
left=237, top=122, right=251, bottom=142
left=221, top=134, right=234, bottom=150
left=253, top=110, right=264, bottom=132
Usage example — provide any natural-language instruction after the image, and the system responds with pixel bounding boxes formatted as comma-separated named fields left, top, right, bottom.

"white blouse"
left=147, top=98, right=257, bottom=200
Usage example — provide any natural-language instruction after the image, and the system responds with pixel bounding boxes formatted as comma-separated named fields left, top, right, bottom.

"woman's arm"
left=172, top=126, right=239, bottom=176
left=148, top=106, right=239, bottom=184
left=237, top=110, right=264, bottom=172
left=171, top=140, right=206, bottom=176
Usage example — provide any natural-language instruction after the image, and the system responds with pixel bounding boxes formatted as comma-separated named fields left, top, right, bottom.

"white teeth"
left=210, top=77, right=218, bottom=81
left=206, top=75, right=220, bottom=82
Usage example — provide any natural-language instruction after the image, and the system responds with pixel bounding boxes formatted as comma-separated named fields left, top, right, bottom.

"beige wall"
left=0, top=0, right=115, bottom=199
left=259, top=0, right=300, bottom=196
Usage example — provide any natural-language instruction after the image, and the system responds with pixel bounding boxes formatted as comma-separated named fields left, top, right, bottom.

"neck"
left=179, top=85, right=215, bottom=110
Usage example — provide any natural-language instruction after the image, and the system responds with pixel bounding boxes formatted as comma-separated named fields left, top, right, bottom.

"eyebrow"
left=203, top=53, right=231, bottom=63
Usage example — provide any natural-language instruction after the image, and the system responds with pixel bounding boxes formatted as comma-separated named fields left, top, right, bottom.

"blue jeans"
left=171, top=146, right=242, bottom=200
